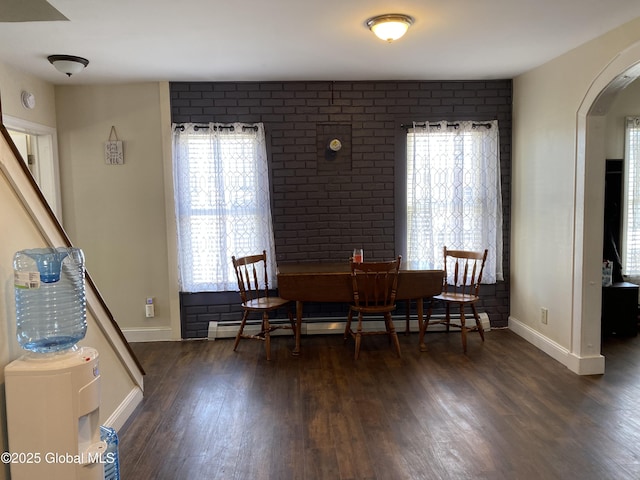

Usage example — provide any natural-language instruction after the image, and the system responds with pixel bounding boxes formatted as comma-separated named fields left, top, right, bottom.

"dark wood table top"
left=277, top=262, right=443, bottom=302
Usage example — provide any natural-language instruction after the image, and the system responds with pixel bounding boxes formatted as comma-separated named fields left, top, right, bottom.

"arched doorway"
left=575, top=42, right=640, bottom=373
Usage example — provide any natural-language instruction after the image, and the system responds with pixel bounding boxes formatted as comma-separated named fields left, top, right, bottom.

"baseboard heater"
left=208, top=313, right=491, bottom=340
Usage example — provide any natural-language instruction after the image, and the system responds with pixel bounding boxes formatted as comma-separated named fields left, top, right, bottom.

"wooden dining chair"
left=344, top=256, right=402, bottom=360
left=232, top=251, right=295, bottom=360
left=420, top=247, right=488, bottom=353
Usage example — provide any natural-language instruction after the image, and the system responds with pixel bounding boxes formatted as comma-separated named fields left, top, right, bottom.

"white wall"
left=0, top=134, right=142, bottom=480
left=0, top=62, right=56, bottom=127
left=604, top=78, right=640, bottom=158
left=0, top=63, right=145, bottom=480
left=511, top=17, right=640, bottom=374
left=55, top=83, right=180, bottom=341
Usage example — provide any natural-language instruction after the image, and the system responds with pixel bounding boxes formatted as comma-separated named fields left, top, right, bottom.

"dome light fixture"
left=366, top=14, right=414, bottom=42
left=47, top=55, right=89, bottom=77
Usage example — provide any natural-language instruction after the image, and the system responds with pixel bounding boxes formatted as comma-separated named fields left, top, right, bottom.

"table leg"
left=292, top=300, right=303, bottom=356
left=418, top=297, right=428, bottom=352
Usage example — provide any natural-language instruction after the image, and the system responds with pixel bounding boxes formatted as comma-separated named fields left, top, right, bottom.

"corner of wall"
left=508, top=315, right=605, bottom=375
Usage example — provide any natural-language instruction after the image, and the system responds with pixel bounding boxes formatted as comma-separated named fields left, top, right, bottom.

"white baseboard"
left=208, top=313, right=491, bottom=340
left=102, top=386, right=144, bottom=432
left=122, top=327, right=174, bottom=343
left=508, top=315, right=605, bottom=375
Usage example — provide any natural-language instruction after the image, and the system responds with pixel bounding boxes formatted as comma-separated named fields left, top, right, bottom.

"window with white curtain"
left=172, top=123, right=277, bottom=292
left=622, top=116, right=640, bottom=276
left=406, top=120, right=503, bottom=283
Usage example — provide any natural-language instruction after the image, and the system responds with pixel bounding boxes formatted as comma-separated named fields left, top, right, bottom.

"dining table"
left=276, top=262, right=444, bottom=354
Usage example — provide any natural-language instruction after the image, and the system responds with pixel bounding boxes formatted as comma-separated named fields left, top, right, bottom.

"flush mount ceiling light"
left=366, top=14, right=413, bottom=42
left=47, top=55, right=89, bottom=77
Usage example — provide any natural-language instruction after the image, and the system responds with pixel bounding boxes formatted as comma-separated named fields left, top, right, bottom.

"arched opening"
left=574, top=42, right=640, bottom=373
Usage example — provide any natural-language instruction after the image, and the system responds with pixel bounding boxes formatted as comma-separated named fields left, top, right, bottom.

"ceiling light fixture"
left=366, top=14, right=413, bottom=42
left=47, top=54, right=89, bottom=77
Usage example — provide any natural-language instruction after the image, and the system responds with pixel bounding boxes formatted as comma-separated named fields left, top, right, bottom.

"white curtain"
left=623, top=116, right=640, bottom=276
left=172, top=122, right=277, bottom=292
left=406, top=120, right=503, bottom=283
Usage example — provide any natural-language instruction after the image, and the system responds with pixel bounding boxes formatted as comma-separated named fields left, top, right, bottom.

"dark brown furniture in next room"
left=602, top=281, right=639, bottom=337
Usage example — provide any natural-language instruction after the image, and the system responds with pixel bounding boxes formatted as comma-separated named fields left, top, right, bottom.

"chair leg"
left=345, top=309, right=354, bottom=340
left=287, top=307, right=296, bottom=332
left=445, top=303, right=451, bottom=332
left=263, top=312, right=271, bottom=361
left=459, top=304, right=468, bottom=353
left=233, top=310, right=249, bottom=352
left=472, top=304, right=485, bottom=342
left=405, top=300, right=411, bottom=335
left=386, top=312, right=401, bottom=357
left=354, top=313, right=363, bottom=360
left=419, top=298, right=433, bottom=352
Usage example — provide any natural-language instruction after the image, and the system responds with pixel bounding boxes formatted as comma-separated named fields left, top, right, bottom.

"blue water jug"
left=13, top=247, right=87, bottom=354
left=100, top=425, right=120, bottom=480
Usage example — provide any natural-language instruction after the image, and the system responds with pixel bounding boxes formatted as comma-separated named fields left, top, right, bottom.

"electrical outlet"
left=145, top=297, right=155, bottom=318
left=541, top=307, right=548, bottom=325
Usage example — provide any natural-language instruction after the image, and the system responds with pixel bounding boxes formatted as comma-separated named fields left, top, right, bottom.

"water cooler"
left=5, top=347, right=105, bottom=479
left=4, top=247, right=119, bottom=480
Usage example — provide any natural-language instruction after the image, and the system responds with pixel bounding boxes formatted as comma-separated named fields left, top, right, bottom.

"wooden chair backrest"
left=232, top=250, right=270, bottom=304
left=442, top=247, right=488, bottom=297
left=350, top=256, right=402, bottom=309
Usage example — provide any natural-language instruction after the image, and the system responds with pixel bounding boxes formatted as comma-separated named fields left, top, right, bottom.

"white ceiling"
left=2, top=0, right=640, bottom=85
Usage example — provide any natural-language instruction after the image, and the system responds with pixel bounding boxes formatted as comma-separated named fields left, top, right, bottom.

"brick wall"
left=171, top=80, right=512, bottom=338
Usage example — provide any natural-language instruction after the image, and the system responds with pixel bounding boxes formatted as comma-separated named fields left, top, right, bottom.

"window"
left=406, top=120, right=503, bottom=283
left=623, top=117, right=640, bottom=276
left=172, top=123, right=276, bottom=292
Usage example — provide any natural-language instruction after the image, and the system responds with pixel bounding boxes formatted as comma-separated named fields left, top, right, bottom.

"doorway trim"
left=1, top=114, right=62, bottom=221
left=573, top=41, right=640, bottom=374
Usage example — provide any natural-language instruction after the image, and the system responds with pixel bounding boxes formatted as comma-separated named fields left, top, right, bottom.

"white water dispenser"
left=5, top=347, right=106, bottom=480
left=4, top=247, right=110, bottom=479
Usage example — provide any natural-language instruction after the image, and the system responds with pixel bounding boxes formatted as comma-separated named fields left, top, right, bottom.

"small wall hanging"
left=316, top=123, right=352, bottom=174
left=104, top=126, right=124, bottom=165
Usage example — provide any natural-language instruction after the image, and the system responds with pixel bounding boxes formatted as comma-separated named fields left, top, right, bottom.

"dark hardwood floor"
left=118, top=329, right=640, bottom=480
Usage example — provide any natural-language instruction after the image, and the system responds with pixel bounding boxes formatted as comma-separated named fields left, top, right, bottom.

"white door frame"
left=2, top=114, right=62, bottom=221
left=572, top=42, right=640, bottom=374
